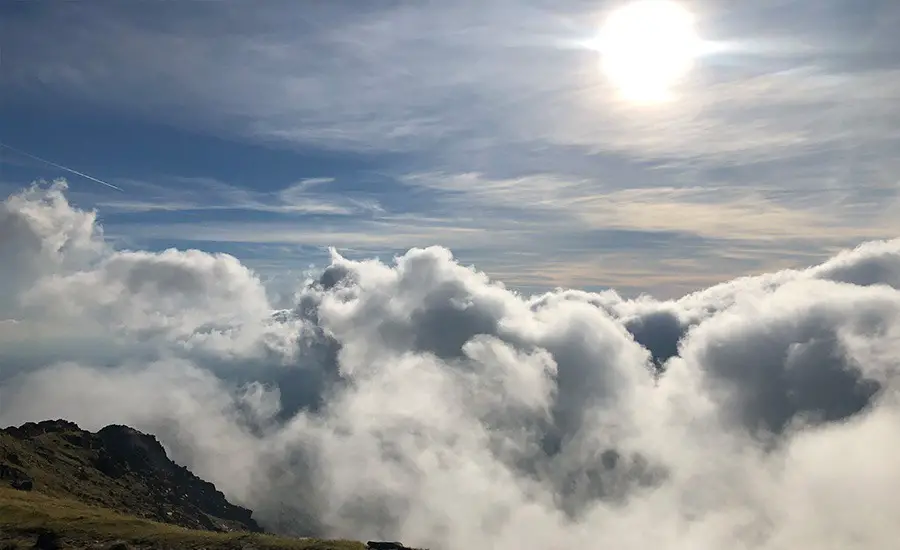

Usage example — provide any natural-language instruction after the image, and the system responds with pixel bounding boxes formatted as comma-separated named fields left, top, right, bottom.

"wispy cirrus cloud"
left=403, top=171, right=900, bottom=242
left=4, top=0, right=900, bottom=297
left=81, top=176, right=382, bottom=216
left=97, top=168, right=895, bottom=296
left=8, top=0, right=900, bottom=169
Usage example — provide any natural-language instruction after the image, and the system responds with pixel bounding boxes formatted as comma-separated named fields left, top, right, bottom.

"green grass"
left=0, top=486, right=365, bottom=550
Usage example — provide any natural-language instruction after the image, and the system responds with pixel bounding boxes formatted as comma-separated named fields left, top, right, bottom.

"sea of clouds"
left=2, top=180, right=900, bottom=549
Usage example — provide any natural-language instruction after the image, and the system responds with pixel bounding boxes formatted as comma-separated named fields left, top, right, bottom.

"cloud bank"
left=2, top=181, right=900, bottom=548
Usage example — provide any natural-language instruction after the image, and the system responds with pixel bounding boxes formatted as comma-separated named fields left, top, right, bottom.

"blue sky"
left=3, top=0, right=900, bottom=297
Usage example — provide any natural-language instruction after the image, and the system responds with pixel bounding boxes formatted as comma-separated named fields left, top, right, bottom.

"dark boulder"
left=367, top=542, right=409, bottom=550
left=11, top=478, right=33, bottom=491
left=1, top=461, right=33, bottom=490
left=34, top=530, right=61, bottom=550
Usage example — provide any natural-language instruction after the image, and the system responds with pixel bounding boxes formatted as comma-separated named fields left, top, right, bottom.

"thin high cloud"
left=8, top=1, right=900, bottom=165
left=403, top=172, right=900, bottom=241
left=7, top=0, right=900, bottom=294
left=81, top=177, right=379, bottom=217
left=104, top=170, right=897, bottom=296
left=3, top=182, right=900, bottom=548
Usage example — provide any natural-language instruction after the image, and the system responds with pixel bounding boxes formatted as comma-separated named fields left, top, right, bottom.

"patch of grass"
left=0, top=487, right=364, bottom=550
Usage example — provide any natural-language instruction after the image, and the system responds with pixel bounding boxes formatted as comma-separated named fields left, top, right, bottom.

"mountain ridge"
left=0, top=420, right=422, bottom=550
left=0, top=419, right=261, bottom=533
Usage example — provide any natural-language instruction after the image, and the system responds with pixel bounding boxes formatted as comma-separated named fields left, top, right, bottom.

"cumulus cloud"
left=3, top=181, right=900, bottom=548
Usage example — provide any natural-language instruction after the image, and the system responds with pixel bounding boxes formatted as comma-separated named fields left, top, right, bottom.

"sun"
left=595, top=1, right=702, bottom=103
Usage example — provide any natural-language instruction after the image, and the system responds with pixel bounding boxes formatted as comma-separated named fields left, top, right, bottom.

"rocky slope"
left=0, top=419, right=261, bottom=533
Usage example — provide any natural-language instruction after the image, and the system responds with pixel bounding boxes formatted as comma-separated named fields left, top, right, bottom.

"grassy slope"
left=1, top=423, right=367, bottom=549
left=0, top=486, right=364, bottom=550
left=2, top=427, right=129, bottom=506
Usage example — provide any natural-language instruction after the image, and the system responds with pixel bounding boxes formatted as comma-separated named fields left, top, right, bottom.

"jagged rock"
left=97, top=425, right=172, bottom=474
left=5, top=419, right=80, bottom=439
left=1, top=461, right=33, bottom=491
left=94, top=450, right=126, bottom=478
left=367, top=541, right=409, bottom=550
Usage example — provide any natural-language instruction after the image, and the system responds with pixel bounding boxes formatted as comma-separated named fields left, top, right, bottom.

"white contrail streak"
left=0, top=142, right=123, bottom=192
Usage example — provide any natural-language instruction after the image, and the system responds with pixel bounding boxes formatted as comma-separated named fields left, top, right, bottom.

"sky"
left=3, top=0, right=899, bottom=297
left=4, top=2, right=900, bottom=547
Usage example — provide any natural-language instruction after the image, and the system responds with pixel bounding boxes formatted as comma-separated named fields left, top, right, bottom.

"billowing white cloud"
left=0, top=181, right=303, bottom=366
left=3, top=182, right=900, bottom=548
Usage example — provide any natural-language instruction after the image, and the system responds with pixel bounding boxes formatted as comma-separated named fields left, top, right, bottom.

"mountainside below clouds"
left=0, top=419, right=262, bottom=533
left=0, top=419, right=420, bottom=550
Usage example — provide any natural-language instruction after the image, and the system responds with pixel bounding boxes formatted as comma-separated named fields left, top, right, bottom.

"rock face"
left=367, top=542, right=411, bottom=550
left=0, top=419, right=262, bottom=533
left=0, top=456, right=33, bottom=490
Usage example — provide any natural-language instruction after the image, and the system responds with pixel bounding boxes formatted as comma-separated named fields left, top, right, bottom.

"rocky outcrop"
left=0, top=459, right=33, bottom=490
left=367, top=542, right=411, bottom=550
left=0, top=419, right=262, bottom=533
left=10, top=478, right=33, bottom=491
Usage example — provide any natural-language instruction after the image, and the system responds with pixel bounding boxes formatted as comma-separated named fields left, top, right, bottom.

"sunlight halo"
left=594, top=1, right=703, bottom=103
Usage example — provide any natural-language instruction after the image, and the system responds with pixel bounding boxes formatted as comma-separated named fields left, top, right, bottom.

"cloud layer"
left=2, top=181, right=900, bottom=548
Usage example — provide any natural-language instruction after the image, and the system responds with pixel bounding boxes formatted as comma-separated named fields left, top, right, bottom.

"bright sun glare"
left=596, top=1, right=702, bottom=103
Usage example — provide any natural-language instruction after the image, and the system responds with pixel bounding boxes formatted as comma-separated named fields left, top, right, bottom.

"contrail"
left=0, top=142, right=123, bottom=192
